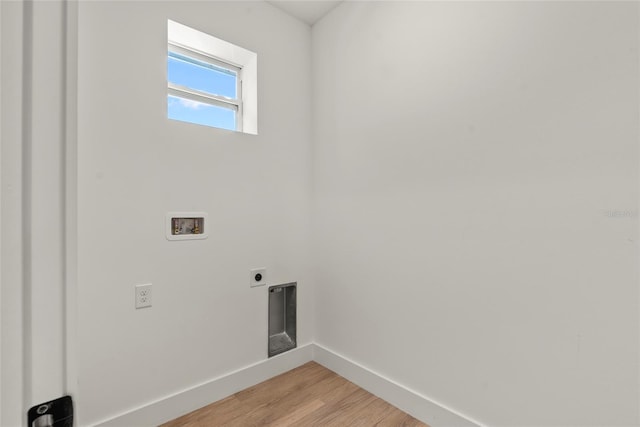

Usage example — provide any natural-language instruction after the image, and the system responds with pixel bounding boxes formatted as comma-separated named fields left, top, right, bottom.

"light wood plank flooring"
left=160, top=361, right=428, bottom=426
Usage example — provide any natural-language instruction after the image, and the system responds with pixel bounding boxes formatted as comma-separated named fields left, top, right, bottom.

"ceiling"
left=266, top=1, right=343, bottom=26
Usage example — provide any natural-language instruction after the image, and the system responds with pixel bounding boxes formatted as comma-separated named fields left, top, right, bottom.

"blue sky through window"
left=167, top=51, right=237, bottom=131
left=167, top=95, right=236, bottom=130
left=168, top=52, right=237, bottom=98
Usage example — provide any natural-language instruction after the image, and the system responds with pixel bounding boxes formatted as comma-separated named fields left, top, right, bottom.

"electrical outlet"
left=250, top=268, right=266, bottom=287
left=135, top=284, right=152, bottom=309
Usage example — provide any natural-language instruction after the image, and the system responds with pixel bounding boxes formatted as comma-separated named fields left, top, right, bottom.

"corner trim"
left=92, top=343, right=483, bottom=427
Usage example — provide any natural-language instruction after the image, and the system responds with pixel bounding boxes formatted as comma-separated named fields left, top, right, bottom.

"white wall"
left=76, top=2, right=312, bottom=424
left=312, top=2, right=639, bottom=426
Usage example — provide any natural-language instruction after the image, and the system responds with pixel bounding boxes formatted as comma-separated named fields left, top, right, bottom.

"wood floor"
left=160, top=362, right=428, bottom=427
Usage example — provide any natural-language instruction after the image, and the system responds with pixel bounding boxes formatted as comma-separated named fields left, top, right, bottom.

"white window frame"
left=167, top=20, right=258, bottom=134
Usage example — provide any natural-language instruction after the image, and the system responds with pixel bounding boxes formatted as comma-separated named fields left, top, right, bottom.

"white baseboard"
left=94, top=344, right=314, bottom=427
left=312, top=344, right=483, bottom=427
left=94, top=343, right=481, bottom=427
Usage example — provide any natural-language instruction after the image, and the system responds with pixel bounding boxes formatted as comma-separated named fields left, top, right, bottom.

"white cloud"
left=179, top=98, right=206, bottom=110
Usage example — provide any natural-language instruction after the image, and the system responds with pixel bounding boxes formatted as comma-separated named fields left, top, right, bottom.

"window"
left=167, top=20, right=258, bottom=134
left=168, top=44, right=241, bottom=131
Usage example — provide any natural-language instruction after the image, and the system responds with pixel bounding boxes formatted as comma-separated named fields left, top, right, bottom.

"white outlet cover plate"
left=250, top=268, right=267, bottom=287
left=135, top=283, right=152, bottom=309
